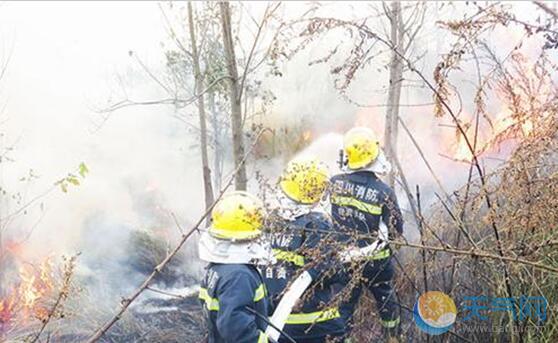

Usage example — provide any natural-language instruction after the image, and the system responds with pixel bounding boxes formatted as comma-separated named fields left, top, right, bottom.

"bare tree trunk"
left=207, top=89, right=223, bottom=192
left=219, top=1, right=247, bottom=191
left=188, top=2, right=215, bottom=219
left=0, top=134, right=3, bottom=306
left=384, top=1, right=404, bottom=188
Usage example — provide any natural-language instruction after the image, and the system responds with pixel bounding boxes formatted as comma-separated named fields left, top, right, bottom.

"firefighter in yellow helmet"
left=262, top=156, right=347, bottom=343
left=279, top=155, right=330, bottom=205
left=342, top=127, right=390, bottom=172
left=198, top=191, right=273, bottom=343
left=331, top=127, right=403, bottom=342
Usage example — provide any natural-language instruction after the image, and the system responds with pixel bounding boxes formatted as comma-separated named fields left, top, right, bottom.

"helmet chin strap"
left=198, top=232, right=274, bottom=265
left=275, top=192, right=315, bottom=221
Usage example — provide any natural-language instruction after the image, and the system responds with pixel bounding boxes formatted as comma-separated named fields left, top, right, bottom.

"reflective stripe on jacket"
left=330, top=170, right=403, bottom=247
left=261, top=212, right=346, bottom=341
left=200, top=263, right=269, bottom=343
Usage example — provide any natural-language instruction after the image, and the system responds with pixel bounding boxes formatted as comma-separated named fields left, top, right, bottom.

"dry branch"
left=390, top=239, right=558, bottom=274
left=85, top=130, right=268, bottom=343
left=533, top=1, right=558, bottom=19
left=30, top=254, right=79, bottom=343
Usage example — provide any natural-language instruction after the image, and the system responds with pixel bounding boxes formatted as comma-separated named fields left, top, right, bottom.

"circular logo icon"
left=413, top=291, right=457, bottom=335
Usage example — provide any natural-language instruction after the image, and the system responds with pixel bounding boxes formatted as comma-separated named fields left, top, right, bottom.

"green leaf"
left=78, top=162, right=89, bottom=178
left=60, top=182, right=68, bottom=193
left=67, top=176, right=80, bottom=186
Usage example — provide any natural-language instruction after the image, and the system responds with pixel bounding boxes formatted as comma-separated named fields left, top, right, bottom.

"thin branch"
left=85, top=129, right=269, bottom=343
left=434, top=193, right=478, bottom=249
left=3, top=186, right=56, bottom=223
left=30, top=255, right=78, bottom=343
left=533, top=1, right=558, bottom=19
left=416, top=186, right=428, bottom=293
left=398, top=116, right=451, bottom=200
left=132, top=52, right=173, bottom=95
left=169, top=211, right=184, bottom=234
left=238, top=2, right=281, bottom=102
left=98, top=76, right=229, bottom=114
left=390, top=239, right=558, bottom=274
left=158, top=3, right=194, bottom=60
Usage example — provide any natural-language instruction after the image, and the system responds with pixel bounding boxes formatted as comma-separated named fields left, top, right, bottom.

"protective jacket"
left=330, top=170, right=403, bottom=247
left=330, top=170, right=403, bottom=333
left=262, top=212, right=345, bottom=342
left=200, top=263, right=269, bottom=343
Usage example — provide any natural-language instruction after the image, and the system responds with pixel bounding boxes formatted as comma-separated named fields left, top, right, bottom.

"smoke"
left=259, top=1, right=554, bottom=206
left=0, top=1, right=554, bottom=339
left=0, top=2, right=207, bottom=319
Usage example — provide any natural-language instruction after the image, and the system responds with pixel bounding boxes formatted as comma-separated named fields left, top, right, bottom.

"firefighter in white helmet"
left=330, top=127, right=403, bottom=342
left=198, top=191, right=272, bottom=343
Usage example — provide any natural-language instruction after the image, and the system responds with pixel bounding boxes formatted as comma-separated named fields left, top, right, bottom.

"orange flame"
left=0, top=258, right=55, bottom=329
left=19, top=260, right=54, bottom=319
left=451, top=108, right=537, bottom=162
left=0, top=297, right=16, bottom=326
left=453, top=135, right=474, bottom=162
left=302, top=130, right=312, bottom=142
left=449, top=51, right=551, bottom=162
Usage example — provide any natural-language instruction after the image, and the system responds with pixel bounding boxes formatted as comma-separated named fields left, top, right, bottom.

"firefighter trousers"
left=340, top=255, right=400, bottom=334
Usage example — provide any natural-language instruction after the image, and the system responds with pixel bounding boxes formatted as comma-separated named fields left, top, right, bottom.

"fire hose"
left=265, top=270, right=313, bottom=342
left=244, top=307, right=297, bottom=343
left=264, top=224, right=389, bottom=342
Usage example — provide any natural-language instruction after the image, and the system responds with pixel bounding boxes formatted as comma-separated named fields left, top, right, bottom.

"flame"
left=451, top=101, right=539, bottom=162
left=0, top=297, right=16, bottom=326
left=0, top=257, right=55, bottom=330
left=449, top=52, right=551, bottom=162
left=302, top=130, right=312, bottom=142
left=521, top=119, right=533, bottom=137
left=453, top=135, right=474, bottom=162
left=19, top=261, right=54, bottom=319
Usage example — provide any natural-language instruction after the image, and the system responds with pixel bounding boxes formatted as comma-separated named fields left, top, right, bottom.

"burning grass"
left=0, top=255, right=79, bottom=342
left=0, top=226, right=203, bottom=342
left=390, top=113, right=558, bottom=341
left=1, top=259, right=56, bottom=335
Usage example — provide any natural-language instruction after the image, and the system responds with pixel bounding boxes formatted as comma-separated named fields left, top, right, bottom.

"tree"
left=282, top=2, right=427, bottom=223
left=383, top=2, right=404, bottom=187
left=187, top=2, right=215, bottom=213
left=216, top=2, right=281, bottom=191
left=102, top=2, right=281, bottom=196
left=99, top=3, right=224, bottom=217
left=0, top=50, right=13, bottom=310
left=219, top=1, right=247, bottom=191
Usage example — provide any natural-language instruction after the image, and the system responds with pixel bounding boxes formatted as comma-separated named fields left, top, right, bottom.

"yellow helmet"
left=343, top=127, right=380, bottom=170
left=210, top=191, right=264, bottom=240
left=279, top=155, right=330, bottom=204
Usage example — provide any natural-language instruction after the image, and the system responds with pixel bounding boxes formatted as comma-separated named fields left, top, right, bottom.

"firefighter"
left=330, top=127, right=404, bottom=341
left=263, top=156, right=346, bottom=343
left=198, top=191, right=272, bottom=343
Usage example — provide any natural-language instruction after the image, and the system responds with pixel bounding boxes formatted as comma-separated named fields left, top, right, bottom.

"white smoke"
left=0, top=2, right=553, bottom=338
